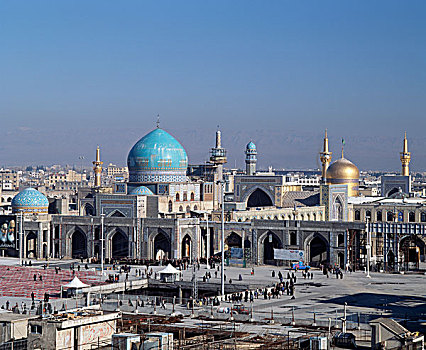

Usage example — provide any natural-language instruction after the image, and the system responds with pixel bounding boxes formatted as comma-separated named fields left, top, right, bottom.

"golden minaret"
left=320, top=129, right=332, bottom=181
left=400, top=132, right=411, bottom=176
left=93, top=146, right=103, bottom=187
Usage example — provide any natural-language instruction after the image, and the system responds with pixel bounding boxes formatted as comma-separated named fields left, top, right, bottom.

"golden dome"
left=326, top=157, right=359, bottom=181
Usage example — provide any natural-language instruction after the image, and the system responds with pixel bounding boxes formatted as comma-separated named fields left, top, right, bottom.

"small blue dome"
left=247, top=141, right=256, bottom=150
left=127, top=128, right=188, bottom=183
left=129, top=186, right=154, bottom=196
left=11, top=188, right=49, bottom=214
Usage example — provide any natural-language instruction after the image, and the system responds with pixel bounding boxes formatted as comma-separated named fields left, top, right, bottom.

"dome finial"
left=341, top=138, right=345, bottom=158
left=156, top=114, right=160, bottom=128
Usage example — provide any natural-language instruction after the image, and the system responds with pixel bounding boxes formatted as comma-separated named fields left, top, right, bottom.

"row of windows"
left=236, top=213, right=321, bottom=222
left=354, top=210, right=426, bottom=223
left=175, top=192, right=196, bottom=201
left=167, top=200, right=198, bottom=213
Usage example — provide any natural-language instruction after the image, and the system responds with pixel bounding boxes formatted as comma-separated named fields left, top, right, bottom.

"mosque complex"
left=4, top=122, right=425, bottom=273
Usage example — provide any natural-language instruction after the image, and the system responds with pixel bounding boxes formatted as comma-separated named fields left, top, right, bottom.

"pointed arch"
left=71, top=230, right=88, bottom=259
left=246, top=187, right=273, bottom=208
left=181, top=234, right=192, bottom=259
left=305, top=233, right=329, bottom=267
left=108, top=210, right=126, bottom=217
left=153, top=230, right=171, bottom=260
left=26, top=231, right=38, bottom=258
left=111, top=229, right=129, bottom=259
left=258, top=231, right=283, bottom=265
left=332, top=195, right=344, bottom=221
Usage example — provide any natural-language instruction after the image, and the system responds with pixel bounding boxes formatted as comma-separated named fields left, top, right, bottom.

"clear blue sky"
left=1, top=1, right=425, bottom=171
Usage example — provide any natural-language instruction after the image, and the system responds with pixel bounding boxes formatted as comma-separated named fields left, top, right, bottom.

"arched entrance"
left=84, top=204, right=95, bottom=216
left=247, top=188, right=273, bottom=208
left=263, top=231, right=283, bottom=265
left=308, top=235, right=328, bottom=267
left=225, top=232, right=242, bottom=249
left=400, top=236, right=425, bottom=270
left=181, top=235, right=192, bottom=260
left=111, top=231, right=129, bottom=259
left=71, top=230, right=87, bottom=259
left=26, top=232, right=37, bottom=258
left=153, top=231, right=171, bottom=260
left=387, top=187, right=400, bottom=197
left=332, top=196, right=344, bottom=221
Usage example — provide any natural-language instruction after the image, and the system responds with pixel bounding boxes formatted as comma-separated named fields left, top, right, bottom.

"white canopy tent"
left=61, top=276, right=90, bottom=297
left=63, top=276, right=90, bottom=289
left=158, top=264, right=182, bottom=282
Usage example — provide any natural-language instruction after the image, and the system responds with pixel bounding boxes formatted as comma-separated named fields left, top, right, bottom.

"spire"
left=320, top=129, right=332, bottom=182
left=156, top=114, right=160, bottom=128
left=323, top=129, right=329, bottom=153
left=96, top=146, right=101, bottom=162
left=400, top=131, right=411, bottom=176
left=403, top=131, right=408, bottom=153
left=215, top=126, right=221, bottom=148
left=93, top=146, right=103, bottom=188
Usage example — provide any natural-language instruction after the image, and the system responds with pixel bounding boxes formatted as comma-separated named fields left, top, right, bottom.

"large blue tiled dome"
left=129, top=186, right=154, bottom=196
left=11, top=188, right=49, bottom=214
left=128, top=128, right=188, bottom=183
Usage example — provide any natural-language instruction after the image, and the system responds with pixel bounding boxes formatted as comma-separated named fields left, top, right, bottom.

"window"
left=421, top=212, right=426, bottom=223
left=409, top=212, right=415, bottom=223
left=290, top=231, right=297, bottom=245
left=387, top=211, right=394, bottom=222
left=354, top=210, right=361, bottom=221
left=366, top=210, right=371, bottom=219
left=186, top=205, right=190, bottom=213
left=30, top=325, right=42, bottom=334
left=179, top=206, right=183, bottom=212
left=377, top=211, right=382, bottom=222
left=176, top=193, right=180, bottom=201
left=183, top=192, right=187, bottom=201
left=337, top=234, right=344, bottom=247
left=168, top=201, right=173, bottom=213
left=190, top=192, right=195, bottom=201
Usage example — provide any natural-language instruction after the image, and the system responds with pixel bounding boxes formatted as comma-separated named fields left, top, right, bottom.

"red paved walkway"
left=0, top=265, right=103, bottom=300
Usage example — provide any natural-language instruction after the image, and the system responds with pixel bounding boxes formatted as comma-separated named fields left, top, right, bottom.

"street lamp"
left=100, top=212, right=105, bottom=277
left=19, top=210, right=23, bottom=266
left=218, top=180, right=226, bottom=297
left=206, top=215, right=210, bottom=270
left=366, top=217, right=371, bottom=278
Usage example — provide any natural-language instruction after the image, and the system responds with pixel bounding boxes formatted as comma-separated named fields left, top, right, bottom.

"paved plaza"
left=0, top=257, right=425, bottom=333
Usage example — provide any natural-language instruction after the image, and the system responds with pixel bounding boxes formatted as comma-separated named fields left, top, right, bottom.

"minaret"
left=400, top=132, right=411, bottom=176
left=93, top=146, right=103, bottom=187
left=319, top=129, right=332, bottom=182
left=245, top=141, right=257, bottom=176
left=210, top=128, right=227, bottom=182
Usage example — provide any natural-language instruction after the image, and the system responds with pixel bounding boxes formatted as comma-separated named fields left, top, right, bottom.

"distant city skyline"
left=1, top=1, right=425, bottom=170
left=1, top=123, right=424, bottom=173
